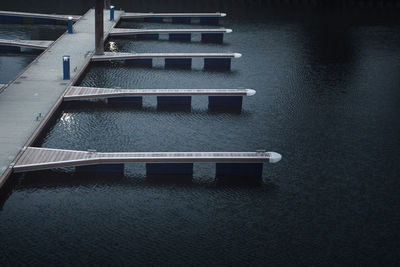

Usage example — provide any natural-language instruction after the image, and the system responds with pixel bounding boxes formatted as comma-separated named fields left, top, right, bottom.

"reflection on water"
left=1, top=3, right=400, bottom=266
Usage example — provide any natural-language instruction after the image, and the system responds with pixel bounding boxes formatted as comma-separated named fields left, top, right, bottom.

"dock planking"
left=13, top=147, right=281, bottom=172
left=0, top=7, right=282, bottom=187
left=109, top=28, right=232, bottom=36
left=0, top=10, right=80, bottom=21
left=64, top=86, right=256, bottom=100
left=0, top=9, right=123, bottom=188
left=91, top=52, right=242, bottom=61
left=121, top=12, right=226, bottom=19
left=0, top=39, right=53, bottom=50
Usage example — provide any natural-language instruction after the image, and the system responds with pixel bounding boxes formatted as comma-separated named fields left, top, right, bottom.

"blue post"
left=110, top=6, right=115, bottom=21
left=63, top=55, right=70, bottom=80
left=67, top=17, right=73, bottom=34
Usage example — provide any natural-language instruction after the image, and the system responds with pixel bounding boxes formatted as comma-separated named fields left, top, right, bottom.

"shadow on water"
left=146, top=174, right=193, bottom=186
left=86, top=61, right=238, bottom=74
left=215, top=175, right=264, bottom=187
left=1, top=169, right=272, bottom=195
left=0, top=174, right=19, bottom=210
left=107, top=37, right=231, bottom=47
left=156, top=104, right=192, bottom=113
left=52, top=101, right=248, bottom=116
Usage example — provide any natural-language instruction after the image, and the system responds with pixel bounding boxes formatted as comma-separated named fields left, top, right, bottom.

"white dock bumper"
left=246, top=89, right=256, bottom=96
left=269, top=152, right=282, bottom=163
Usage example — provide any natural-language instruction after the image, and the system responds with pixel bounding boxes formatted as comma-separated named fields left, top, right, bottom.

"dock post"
left=95, top=0, right=104, bottom=55
left=110, top=6, right=115, bottom=21
left=63, top=56, right=70, bottom=80
left=67, top=16, right=73, bottom=34
left=215, top=163, right=264, bottom=185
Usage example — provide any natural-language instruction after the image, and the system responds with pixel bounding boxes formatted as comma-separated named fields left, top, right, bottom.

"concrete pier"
left=0, top=9, right=123, bottom=188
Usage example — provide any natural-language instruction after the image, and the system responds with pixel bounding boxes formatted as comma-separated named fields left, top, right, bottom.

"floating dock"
left=0, top=8, right=281, bottom=188
left=92, top=52, right=241, bottom=61
left=64, top=86, right=255, bottom=99
left=109, top=28, right=231, bottom=43
left=92, top=52, right=241, bottom=70
left=0, top=9, right=123, bottom=188
left=13, top=147, right=281, bottom=174
left=0, top=39, right=53, bottom=50
left=0, top=10, right=80, bottom=22
left=64, top=86, right=255, bottom=107
left=120, top=12, right=226, bottom=25
left=110, top=28, right=231, bottom=36
left=121, top=12, right=226, bottom=19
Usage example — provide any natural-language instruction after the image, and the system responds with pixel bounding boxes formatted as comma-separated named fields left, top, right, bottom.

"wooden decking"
left=64, top=86, right=256, bottom=100
left=92, top=52, right=242, bottom=61
left=109, top=28, right=232, bottom=36
left=0, top=39, right=53, bottom=50
left=121, top=12, right=226, bottom=19
left=0, top=9, right=124, bottom=189
left=13, top=147, right=281, bottom=172
left=0, top=10, right=81, bottom=21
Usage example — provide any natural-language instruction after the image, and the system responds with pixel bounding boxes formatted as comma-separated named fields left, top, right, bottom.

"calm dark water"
left=1, top=1, right=400, bottom=266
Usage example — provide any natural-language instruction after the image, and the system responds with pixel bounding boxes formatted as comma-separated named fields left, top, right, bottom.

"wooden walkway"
left=64, top=86, right=256, bottom=100
left=13, top=147, right=281, bottom=172
left=92, top=52, right=242, bottom=61
left=110, top=28, right=232, bottom=36
left=121, top=12, right=226, bottom=19
left=0, top=39, right=53, bottom=50
left=0, top=10, right=81, bottom=21
left=0, top=9, right=123, bottom=189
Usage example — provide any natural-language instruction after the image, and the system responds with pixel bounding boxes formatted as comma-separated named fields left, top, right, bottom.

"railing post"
left=67, top=16, right=73, bottom=34
left=63, top=55, right=70, bottom=80
left=110, top=5, right=114, bottom=21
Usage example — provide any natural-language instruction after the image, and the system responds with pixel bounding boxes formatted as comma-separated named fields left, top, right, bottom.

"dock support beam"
left=215, top=163, right=263, bottom=185
left=200, top=17, right=220, bottom=25
left=146, top=163, right=193, bottom=175
left=144, top=17, right=163, bottom=22
left=165, top=58, right=192, bottom=69
left=125, top=58, right=153, bottom=67
left=95, top=0, right=104, bottom=55
left=204, top=58, right=231, bottom=70
left=208, top=96, right=243, bottom=108
left=108, top=96, right=143, bottom=104
left=157, top=96, right=192, bottom=105
left=172, top=17, right=191, bottom=24
left=169, top=33, right=191, bottom=42
left=0, top=46, right=20, bottom=52
left=76, top=164, right=124, bottom=174
left=136, top=34, right=159, bottom=40
left=201, top=33, right=224, bottom=43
